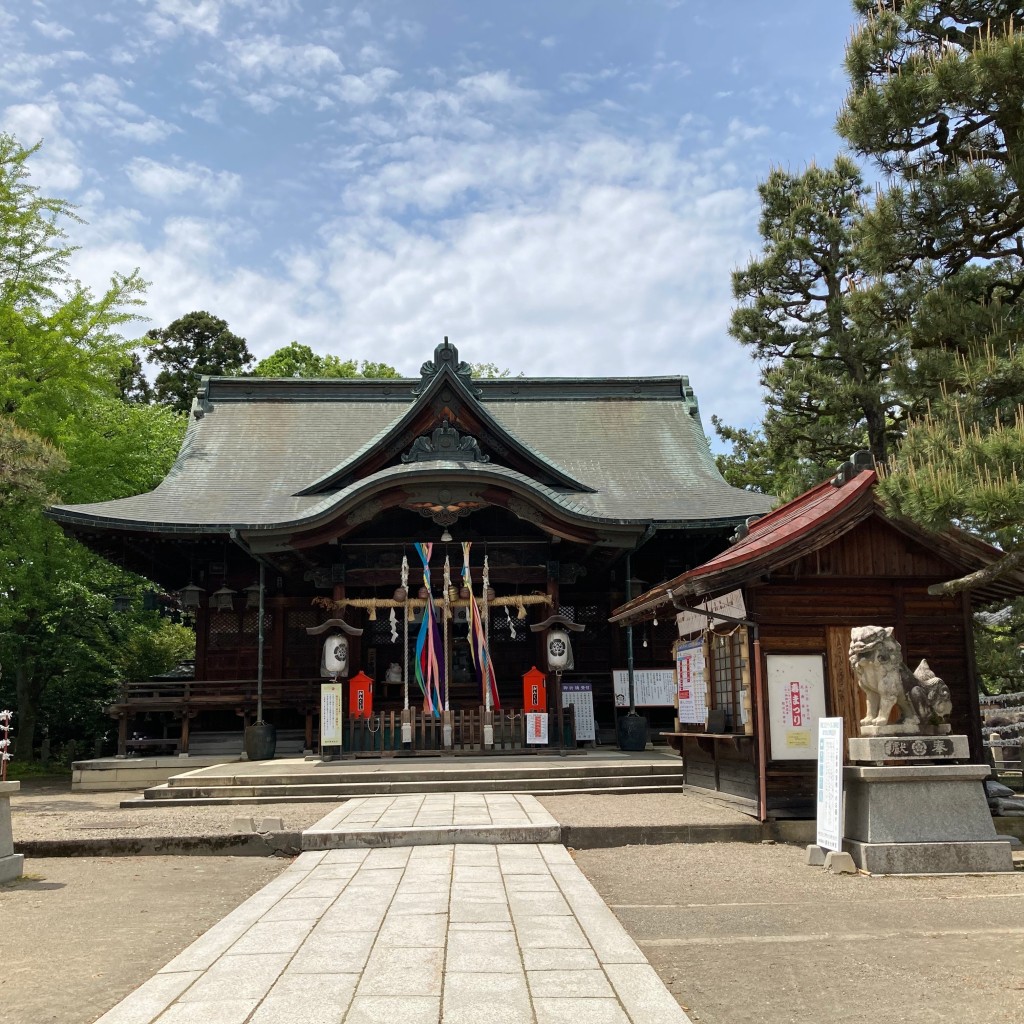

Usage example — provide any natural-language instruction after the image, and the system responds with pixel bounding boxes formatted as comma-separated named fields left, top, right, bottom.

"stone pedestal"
left=0, top=780, right=24, bottom=883
left=842, top=762, right=1013, bottom=874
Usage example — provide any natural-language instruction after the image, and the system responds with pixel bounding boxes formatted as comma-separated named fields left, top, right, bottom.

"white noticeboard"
left=612, top=669, right=676, bottom=707
left=562, top=682, right=596, bottom=742
left=525, top=712, right=548, bottom=745
left=320, top=682, right=343, bottom=747
left=816, top=717, right=844, bottom=852
left=675, top=640, right=708, bottom=725
left=766, top=654, right=827, bottom=760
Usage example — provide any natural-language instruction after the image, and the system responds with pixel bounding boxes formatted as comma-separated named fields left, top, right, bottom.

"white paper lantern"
left=546, top=628, right=571, bottom=671
left=322, top=634, right=349, bottom=678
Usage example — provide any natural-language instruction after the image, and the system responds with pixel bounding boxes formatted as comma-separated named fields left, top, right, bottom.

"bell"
left=485, top=586, right=496, bottom=601
left=459, top=586, right=470, bottom=599
left=394, top=587, right=408, bottom=602
left=418, top=586, right=429, bottom=599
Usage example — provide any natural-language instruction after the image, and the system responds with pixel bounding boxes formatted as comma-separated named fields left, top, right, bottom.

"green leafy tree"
left=148, top=310, right=253, bottom=412
left=0, top=134, right=187, bottom=757
left=252, top=341, right=398, bottom=379
left=717, top=157, right=909, bottom=499
left=838, top=1, right=1024, bottom=593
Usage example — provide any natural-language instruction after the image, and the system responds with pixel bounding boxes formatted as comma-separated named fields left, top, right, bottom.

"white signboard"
left=675, top=640, right=708, bottom=725
left=525, top=712, right=548, bottom=745
left=816, top=717, right=844, bottom=852
left=613, top=669, right=676, bottom=707
left=767, top=654, right=827, bottom=761
left=562, top=682, right=596, bottom=742
left=676, top=589, right=746, bottom=637
left=320, top=682, right=343, bottom=747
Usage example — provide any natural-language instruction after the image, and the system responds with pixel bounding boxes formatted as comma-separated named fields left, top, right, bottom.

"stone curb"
left=13, top=832, right=304, bottom=858
left=13, top=820, right=817, bottom=858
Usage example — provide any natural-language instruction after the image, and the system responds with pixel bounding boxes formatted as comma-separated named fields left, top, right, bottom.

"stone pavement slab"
left=93, top=841, right=694, bottom=1024
left=303, top=792, right=561, bottom=849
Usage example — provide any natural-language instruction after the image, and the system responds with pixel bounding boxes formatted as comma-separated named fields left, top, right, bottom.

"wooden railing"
left=109, top=677, right=577, bottom=757
left=335, top=705, right=577, bottom=755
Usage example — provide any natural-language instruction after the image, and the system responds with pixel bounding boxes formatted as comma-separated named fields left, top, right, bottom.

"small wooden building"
left=610, top=463, right=1024, bottom=820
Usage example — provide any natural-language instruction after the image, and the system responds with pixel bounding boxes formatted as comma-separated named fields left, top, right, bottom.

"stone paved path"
left=95, top=797, right=694, bottom=1024
left=303, top=793, right=561, bottom=849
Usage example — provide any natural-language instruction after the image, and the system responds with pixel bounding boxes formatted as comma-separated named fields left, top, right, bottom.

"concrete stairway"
left=126, top=754, right=685, bottom=807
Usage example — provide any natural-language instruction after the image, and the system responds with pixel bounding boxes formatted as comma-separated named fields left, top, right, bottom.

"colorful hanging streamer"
left=462, top=542, right=501, bottom=710
left=413, top=542, right=445, bottom=717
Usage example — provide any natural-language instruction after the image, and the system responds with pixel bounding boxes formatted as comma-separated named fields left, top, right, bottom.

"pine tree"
left=718, top=157, right=909, bottom=499
left=838, top=1, right=1024, bottom=593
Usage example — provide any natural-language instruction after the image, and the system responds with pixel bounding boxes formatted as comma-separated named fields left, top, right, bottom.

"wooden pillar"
left=961, top=594, right=985, bottom=761
left=270, top=595, right=285, bottom=678
left=194, top=601, right=209, bottom=680
left=117, top=714, right=128, bottom=757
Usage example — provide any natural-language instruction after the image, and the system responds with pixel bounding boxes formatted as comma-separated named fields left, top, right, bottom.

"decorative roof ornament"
left=402, top=419, right=490, bottom=464
left=413, top=337, right=479, bottom=395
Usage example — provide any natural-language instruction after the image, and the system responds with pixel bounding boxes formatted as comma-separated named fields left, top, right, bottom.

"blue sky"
left=2, top=0, right=859, bottom=438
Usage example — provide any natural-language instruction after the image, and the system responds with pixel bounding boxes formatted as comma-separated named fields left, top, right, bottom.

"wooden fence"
left=108, top=675, right=577, bottom=756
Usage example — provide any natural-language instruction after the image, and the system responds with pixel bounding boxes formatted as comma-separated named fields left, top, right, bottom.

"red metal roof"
left=684, top=468, right=877, bottom=576
left=610, top=466, right=1024, bottom=624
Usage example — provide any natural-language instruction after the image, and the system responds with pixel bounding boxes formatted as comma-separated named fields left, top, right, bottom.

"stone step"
left=162, top=760, right=681, bottom=790
left=144, top=772, right=681, bottom=800
left=121, top=782, right=688, bottom=806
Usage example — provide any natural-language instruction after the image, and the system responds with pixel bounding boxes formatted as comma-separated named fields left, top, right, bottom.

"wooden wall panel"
left=825, top=625, right=863, bottom=744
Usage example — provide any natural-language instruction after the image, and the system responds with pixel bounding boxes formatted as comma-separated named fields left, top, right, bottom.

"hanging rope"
left=462, top=542, right=500, bottom=711
left=412, top=543, right=444, bottom=718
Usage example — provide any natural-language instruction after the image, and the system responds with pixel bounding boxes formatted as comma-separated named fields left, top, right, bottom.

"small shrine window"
left=708, top=628, right=747, bottom=731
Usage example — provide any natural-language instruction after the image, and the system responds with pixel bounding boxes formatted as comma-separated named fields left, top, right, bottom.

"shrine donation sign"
left=562, top=682, right=596, bottom=741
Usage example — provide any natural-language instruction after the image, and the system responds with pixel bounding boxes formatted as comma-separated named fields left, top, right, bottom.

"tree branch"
left=927, top=549, right=1024, bottom=597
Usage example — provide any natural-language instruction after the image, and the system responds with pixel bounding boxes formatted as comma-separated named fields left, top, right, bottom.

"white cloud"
left=32, top=19, right=73, bottom=41
left=223, top=34, right=342, bottom=78
left=456, top=70, right=538, bottom=106
left=67, top=124, right=764, bottom=432
left=61, top=74, right=180, bottom=144
left=125, top=157, right=242, bottom=207
left=148, top=0, right=225, bottom=38
left=2, top=100, right=83, bottom=191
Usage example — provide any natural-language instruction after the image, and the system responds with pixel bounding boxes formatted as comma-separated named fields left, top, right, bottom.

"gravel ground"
left=9, top=780, right=342, bottom=841
left=0, top=856, right=285, bottom=1024
left=537, top=791, right=752, bottom=827
left=9, top=778, right=752, bottom=842
left=576, top=841, right=1024, bottom=1024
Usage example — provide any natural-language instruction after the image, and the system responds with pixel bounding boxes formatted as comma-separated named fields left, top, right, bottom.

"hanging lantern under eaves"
left=210, top=586, right=236, bottom=611
left=322, top=634, right=350, bottom=678
left=178, top=582, right=204, bottom=608
left=546, top=628, right=571, bottom=671
left=243, top=582, right=262, bottom=608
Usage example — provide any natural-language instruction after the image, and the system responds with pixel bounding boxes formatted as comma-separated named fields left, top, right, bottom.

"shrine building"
left=46, top=339, right=773, bottom=755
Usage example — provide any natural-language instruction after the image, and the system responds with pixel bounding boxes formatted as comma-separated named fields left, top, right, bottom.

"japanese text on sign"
left=675, top=640, right=708, bottom=725
left=612, top=669, right=676, bottom=707
left=562, top=682, right=596, bottom=742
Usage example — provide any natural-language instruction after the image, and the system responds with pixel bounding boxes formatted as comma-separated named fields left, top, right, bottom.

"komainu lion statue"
left=848, top=626, right=953, bottom=736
